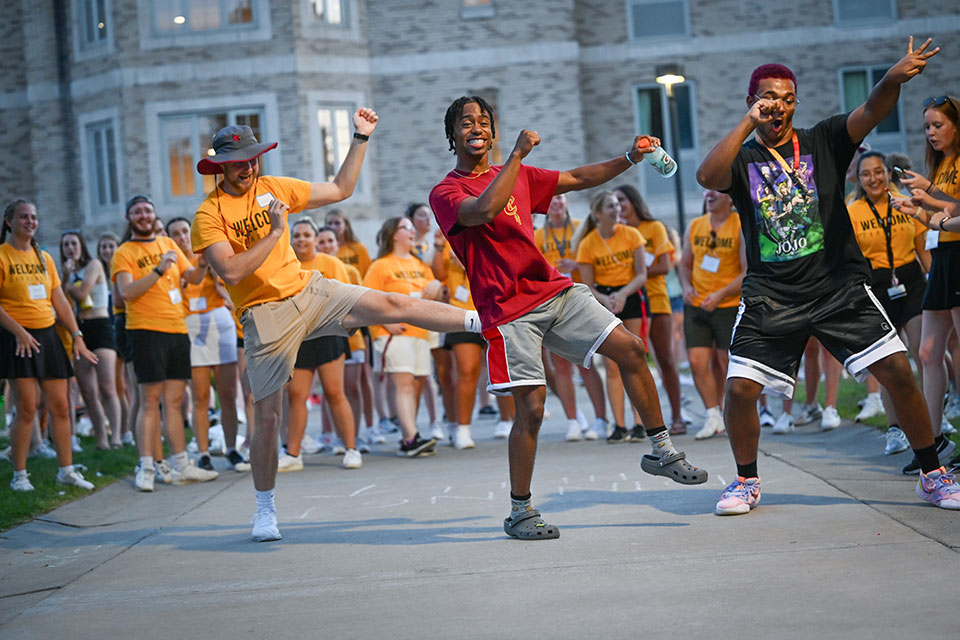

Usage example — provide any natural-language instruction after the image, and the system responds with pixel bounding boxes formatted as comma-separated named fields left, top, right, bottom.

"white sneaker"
left=583, top=425, right=599, bottom=441
left=695, top=409, right=725, bottom=440
left=135, top=465, right=155, bottom=492
left=332, top=439, right=346, bottom=455
left=576, top=409, right=589, bottom=431
left=379, top=417, right=399, bottom=434
left=795, top=403, right=822, bottom=426
left=277, top=453, right=303, bottom=472
left=855, top=393, right=884, bottom=422
left=945, top=394, right=960, bottom=420
left=454, top=426, right=475, bottom=450
left=251, top=508, right=282, bottom=542
left=758, top=405, right=776, bottom=428
left=590, top=418, right=608, bottom=439
left=187, top=437, right=199, bottom=454
left=155, top=460, right=173, bottom=484
left=942, top=417, right=957, bottom=435
left=565, top=419, right=582, bottom=442
left=364, top=425, right=386, bottom=445
left=0, top=446, right=10, bottom=462
left=429, top=422, right=447, bottom=442
left=31, top=442, right=58, bottom=459
left=71, top=435, right=83, bottom=453
left=121, top=431, right=135, bottom=446
left=57, top=469, right=94, bottom=490
left=171, top=460, right=219, bottom=484
left=772, top=413, right=795, bottom=434
left=301, top=433, right=323, bottom=455
left=10, top=473, right=34, bottom=492
left=821, top=406, right=841, bottom=431
left=493, top=420, right=512, bottom=439
left=76, top=416, right=94, bottom=437
left=884, top=426, right=910, bottom=455
left=342, top=449, right=363, bottom=469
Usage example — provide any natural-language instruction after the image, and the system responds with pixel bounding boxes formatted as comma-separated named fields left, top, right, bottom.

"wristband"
left=926, top=182, right=934, bottom=194
left=153, top=266, right=164, bottom=277
left=939, top=217, right=948, bottom=231
left=72, top=330, right=83, bottom=339
left=354, top=132, right=369, bottom=141
left=624, top=151, right=637, bottom=166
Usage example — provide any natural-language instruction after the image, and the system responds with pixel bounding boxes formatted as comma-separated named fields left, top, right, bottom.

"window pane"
left=637, top=88, right=664, bottom=140
left=225, top=0, right=254, bottom=25
left=189, top=0, right=221, bottom=31
left=92, top=129, right=107, bottom=206
left=334, top=109, right=351, bottom=168
left=105, top=126, right=118, bottom=205
left=235, top=113, right=261, bottom=141
left=836, top=0, right=893, bottom=23
left=867, top=67, right=900, bottom=134
left=318, top=109, right=336, bottom=181
left=154, top=2, right=179, bottom=31
left=675, top=84, right=694, bottom=149
left=630, top=1, right=686, bottom=38
left=842, top=71, right=868, bottom=113
left=96, top=0, right=107, bottom=41
left=165, top=118, right=196, bottom=197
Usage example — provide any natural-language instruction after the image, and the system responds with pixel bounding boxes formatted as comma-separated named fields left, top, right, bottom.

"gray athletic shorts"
left=483, top=283, right=621, bottom=395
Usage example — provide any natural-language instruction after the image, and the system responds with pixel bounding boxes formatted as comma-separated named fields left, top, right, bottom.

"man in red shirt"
left=430, top=97, right=708, bottom=540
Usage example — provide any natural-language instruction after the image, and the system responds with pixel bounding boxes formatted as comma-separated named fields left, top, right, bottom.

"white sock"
left=13, top=469, right=28, bottom=480
left=706, top=406, right=722, bottom=418
left=463, top=310, right=481, bottom=333
left=58, top=465, right=74, bottom=476
left=139, top=456, right=155, bottom=471
left=255, top=489, right=276, bottom=512
left=199, top=449, right=209, bottom=457
left=171, top=451, right=189, bottom=472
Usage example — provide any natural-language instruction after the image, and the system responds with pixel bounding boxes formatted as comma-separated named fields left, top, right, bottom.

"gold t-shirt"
left=576, top=225, right=645, bottom=287
left=0, top=244, right=60, bottom=329
left=111, top=237, right=191, bottom=333
left=362, top=255, right=434, bottom=340
left=688, top=213, right=742, bottom=309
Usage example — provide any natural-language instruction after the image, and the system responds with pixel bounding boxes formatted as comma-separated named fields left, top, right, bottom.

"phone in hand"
left=892, top=166, right=906, bottom=178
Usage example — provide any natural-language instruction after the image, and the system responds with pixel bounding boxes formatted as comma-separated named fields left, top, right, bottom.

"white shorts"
left=186, top=305, right=238, bottom=367
left=428, top=330, right=442, bottom=350
left=345, top=348, right=366, bottom=365
left=373, top=335, right=432, bottom=376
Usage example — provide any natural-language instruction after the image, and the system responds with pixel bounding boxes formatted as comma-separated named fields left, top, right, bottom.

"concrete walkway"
left=1, top=386, right=957, bottom=639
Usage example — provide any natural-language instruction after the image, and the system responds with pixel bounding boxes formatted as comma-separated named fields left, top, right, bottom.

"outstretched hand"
left=267, top=198, right=290, bottom=237
left=627, top=135, right=661, bottom=163
left=512, top=129, right=540, bottom=160
left=353, top=108, right=379, bottom=136
left=888, top=36, right=939, bottom=84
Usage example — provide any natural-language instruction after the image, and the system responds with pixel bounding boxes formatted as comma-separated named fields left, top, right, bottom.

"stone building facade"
left=3, top=0, right=958, bottom=249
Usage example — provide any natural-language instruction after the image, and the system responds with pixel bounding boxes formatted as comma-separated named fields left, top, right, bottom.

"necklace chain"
left=451, top=166, right=492, bottom=179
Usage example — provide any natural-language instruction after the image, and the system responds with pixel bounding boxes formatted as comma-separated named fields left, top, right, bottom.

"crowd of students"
left=3, top=93, right=960, bottom=495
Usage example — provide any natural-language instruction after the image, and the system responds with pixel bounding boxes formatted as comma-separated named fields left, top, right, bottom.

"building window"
left=834, top=0, right=896, bottom=26
left=311, top=0, right=347, bottom=26
left=78, top=0, right=109, bottom=48
left=316, top=105, right=355, bottom=183
left=461, top=0, right=495, bottom=19
left=627, top=0, right=689, bottom=40
left=841, top=66, right=905, bottom=153
left=160, top=108, right=266, bottom=199
left=153, top=0, right=255, bottom=33
left=85, top=119, right=119, bottom=212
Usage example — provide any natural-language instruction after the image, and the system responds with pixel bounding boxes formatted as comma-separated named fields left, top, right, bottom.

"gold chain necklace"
left=451, top=166, right=492, bottom=179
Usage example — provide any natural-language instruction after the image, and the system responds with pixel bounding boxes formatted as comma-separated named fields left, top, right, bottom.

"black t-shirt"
left=724, top=113, right=870, bottom=301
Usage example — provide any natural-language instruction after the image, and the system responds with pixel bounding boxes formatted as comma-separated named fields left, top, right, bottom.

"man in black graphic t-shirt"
left=697, top=37, right=960, bottom=514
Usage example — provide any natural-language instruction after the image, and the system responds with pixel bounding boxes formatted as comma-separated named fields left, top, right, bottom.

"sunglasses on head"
left=708, top=230, right=718, bottom=250
left=923, top=95, right=952, bottom=109
left=60, top=228, right=82, bottom=237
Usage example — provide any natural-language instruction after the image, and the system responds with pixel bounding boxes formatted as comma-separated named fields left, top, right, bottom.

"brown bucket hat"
left=196, top=125, right=278, bottom=175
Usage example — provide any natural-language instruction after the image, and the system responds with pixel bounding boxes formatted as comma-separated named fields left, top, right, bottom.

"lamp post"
left=656, top=64, right=687, bottom=236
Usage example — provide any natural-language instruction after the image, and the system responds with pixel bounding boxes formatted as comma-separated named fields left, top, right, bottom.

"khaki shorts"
left=483, top=283, right=621, bottom=395
left=373, top=334, right=432, bottom=376
left=241, top=271, right=368, bottom=401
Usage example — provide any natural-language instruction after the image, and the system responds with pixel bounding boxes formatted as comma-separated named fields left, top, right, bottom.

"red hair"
left=748, top=64, right=797, bottom=97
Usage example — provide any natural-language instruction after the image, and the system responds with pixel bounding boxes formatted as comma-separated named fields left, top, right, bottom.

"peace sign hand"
left=888, top=36, right=940, bottom=84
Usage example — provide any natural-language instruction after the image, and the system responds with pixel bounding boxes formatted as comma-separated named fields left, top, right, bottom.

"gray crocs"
left=640, top=450, right=708, bottom=485
left=503, top=508, right=560, bottom=540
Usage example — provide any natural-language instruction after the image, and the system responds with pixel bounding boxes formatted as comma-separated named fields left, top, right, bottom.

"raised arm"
left=697, top=100, right=771, bottom=191
left=306, top=108, right=379, bottom=209
left=847, top=37, right=939, bottom=143
left=455, top=130, right=538, bottom=227
left=201, top=198, right=288, bottom=286
left=556, top=136, right=661, bottom=194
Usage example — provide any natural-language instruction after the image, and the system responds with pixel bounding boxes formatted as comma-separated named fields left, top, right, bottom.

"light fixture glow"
left=173, top=15, right=186, bottom=25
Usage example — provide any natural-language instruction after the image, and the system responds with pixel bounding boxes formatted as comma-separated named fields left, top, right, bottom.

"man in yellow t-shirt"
left=111, top=195, right=215, bottom=492
left=190, top=115, right=481, bottom=542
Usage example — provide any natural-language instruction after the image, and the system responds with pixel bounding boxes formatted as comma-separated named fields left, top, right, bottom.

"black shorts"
left=294, top=335, right=349, bottom=370
left=922, top=243, right=960, bottom=311
left=128, top=330, right=191, bottom=383
left=79, top=317, right=117, bottom=352
left=871, top=260, right=924, bottom=330
left=683, top=304, right=739, bottom=350
left=0, top=324, right=74, bottom=380
left=443, top=331, right=487, bottom=349
left=595, top=284, right=646, bottom=320
left=113, top=313, right=134, bottom=362
left=728, top=280, right=905, bottom=397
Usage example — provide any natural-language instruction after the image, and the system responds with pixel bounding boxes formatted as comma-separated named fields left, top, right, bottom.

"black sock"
left=737, top=460, right=759, bottom=479
left=914, top=444, right=941, bottom=475
left=645, top=425, right=667, bottom=437
left=887, top=423, right=899, bottom=430
left=510, top=492, right=531, bottom=501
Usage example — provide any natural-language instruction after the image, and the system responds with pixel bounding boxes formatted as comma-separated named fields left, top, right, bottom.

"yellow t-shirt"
left=341, top=263, right=365, bottom=353
left=338, top=241, right=372, bottom=277
left=634, top=219, right=674, bottom=314
left=300, top=252, right=350, bottom=283
left=182, top=256, right=226, bottom=316
left=933, top=155, right=960, bottom=245
left=439, top=244, right=476, bottom=311
left=688, top=213, right=742, bottom=309
left=110, top=237, right=191, bottom=333
left=191, top=176, right=313, bottom=311
left=576, top=225, right=645, bottom=287
left=0, top=244, right=60, bottom=329
left=534, top=219, right=581, bottom=282
left=362, top=254, right=434, bottom=340
left=847, top=197, right=925, bottom=270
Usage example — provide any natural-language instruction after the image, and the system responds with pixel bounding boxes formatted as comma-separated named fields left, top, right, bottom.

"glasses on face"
left=923, top=95, right=951, bottom=108
left=397, top=223, right=415, bottom=232
left=708, top=230, right=717, bottom=250
left=754, top=94, right=798, bottom=107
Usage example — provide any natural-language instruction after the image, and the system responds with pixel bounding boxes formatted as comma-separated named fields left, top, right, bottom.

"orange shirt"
left=933, top=155, right=960, bottom=244
left=633, top=219, right=674, bottom=307
left=337, top=241, right=372, bottom=277
left=182, top=256, right=226, bottom=316
left=576, top=225, right=645, bottom=287
left=0, top=244, right=60, bottom=329
left=110, top=237, right=191, bottom=333
left=191, top=176, right=313, bottom=311
left=300, top=251, right=350, bottom=283
left=688, top=213, right=742, bottom=309
left=439, top=244, right=476, bottom=311
left=534, top=219, right=581, bottom=282
left=362, top=254, right=434, bottom=340
left=847, top=197, right=925, bottom=270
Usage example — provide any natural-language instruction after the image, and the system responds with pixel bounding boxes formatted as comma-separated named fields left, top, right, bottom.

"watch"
left=72, top=330, right=84, bottom=339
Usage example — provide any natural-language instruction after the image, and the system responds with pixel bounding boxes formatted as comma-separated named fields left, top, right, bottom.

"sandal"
left=640, top=450, right=708, bottom=485
left=669, top=422, right=687, bottom=435
left=503, top=508, right=560, bottom=540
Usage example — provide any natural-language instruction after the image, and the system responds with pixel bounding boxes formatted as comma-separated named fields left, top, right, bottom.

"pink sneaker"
left=715, top=476, right=761, bottom=515
left=917, top=467, right=960, bottom=509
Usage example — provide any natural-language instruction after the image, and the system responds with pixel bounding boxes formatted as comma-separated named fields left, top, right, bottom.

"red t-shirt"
left=429, top=164, right=570, bottom=329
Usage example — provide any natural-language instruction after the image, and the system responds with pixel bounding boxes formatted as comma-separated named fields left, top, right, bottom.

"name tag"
left=454, top=285, right=470, bottom=303
left=168, top=288, right=182, bottom=305
left=189, top=297, right=207, bottom=312
left=925, top=230, right=939, bottom=250
left=28, top=284, right=46, bottom=300
left=701, top=254, right=721, bottom=273
left=256, top=193, right=275, bottom=208
left=644, top=251, right=655, bottom=267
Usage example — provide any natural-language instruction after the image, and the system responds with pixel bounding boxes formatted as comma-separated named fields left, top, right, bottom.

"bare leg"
left=724, top=377, right=764, bottom=466
left=548, top=351, right=578, bottom=420
left=869, top=353, right=933, bottom=449
left=595, top=325, right=665, bottom=429
left=508, top=385, right=546, bottom=495
left=9, top=379, right=39, bottom=471
left=453, top=342, right=483, bottom=424
left=919, top=309, right=952, bottom=437
left=285, top=368, right=314, bottom=457
left=649, top=314, right=683, bottom=425
left=579, top=363, right=607, bottom=421
left=191, top=366, right=212, bottom=453
left=214, top=363, right=239, bottom=451
left=161, top=380, right=188, bottom=455
left=42, top=379, right=74, bottom=467
left=251, top=390, right=283, bottom=491
left=317, top=356, right=356, bottom=448
left=391, top=372, right=420, bottom=441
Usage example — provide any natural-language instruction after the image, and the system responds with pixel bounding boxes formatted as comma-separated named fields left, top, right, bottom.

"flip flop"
left=503, top=508, right=560, bottom=540
left=640, top=450, right=708, bottom=484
